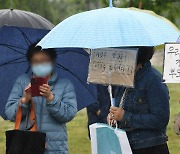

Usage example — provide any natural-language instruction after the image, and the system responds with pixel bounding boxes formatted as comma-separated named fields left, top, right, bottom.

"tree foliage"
left=0, top=0, right=179, bottom=28
left=102, top=0, right=180, bottom=28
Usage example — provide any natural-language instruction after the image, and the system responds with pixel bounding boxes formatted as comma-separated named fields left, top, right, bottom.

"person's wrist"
left=46, top=93, right=54, bottom=102
left=117, top=108, right=125, bottom=121
left=21, top=97, right=30, bottom=104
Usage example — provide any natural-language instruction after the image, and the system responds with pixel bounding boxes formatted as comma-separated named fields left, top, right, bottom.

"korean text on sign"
left=163, top=43, right=180, bottom=83
left=88, top=48, right=137, bottom=87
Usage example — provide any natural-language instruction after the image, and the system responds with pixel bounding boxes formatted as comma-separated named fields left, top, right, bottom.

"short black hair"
left=137, top=46, right=154, bottom=65
left=26, top=41, right=57, bottom=62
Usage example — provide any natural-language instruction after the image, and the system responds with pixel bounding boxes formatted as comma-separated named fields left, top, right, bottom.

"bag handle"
left=15, top=100, right=37, bottom=131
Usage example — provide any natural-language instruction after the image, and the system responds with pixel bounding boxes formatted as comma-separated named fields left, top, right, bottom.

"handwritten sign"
left=163, top=43, right=180, bottom=83
left=87, top=48, right=137, bottom=87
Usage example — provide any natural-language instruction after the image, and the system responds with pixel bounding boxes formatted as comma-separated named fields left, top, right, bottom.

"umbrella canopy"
left=38, top=6, right=180, bottom=49
left=0, top=26, right=97, bottom=119
left=177, top=36, right=180, bottom=42
left=0, top=9, right=54, bottom=30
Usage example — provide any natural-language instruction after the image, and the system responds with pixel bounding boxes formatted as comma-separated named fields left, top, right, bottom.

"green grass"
left=0, top=67, right=180, bottom=154
left=0, top=111, right=91, bottom=154
left=166, top=83, right=180, bottom=154
left=0, top=117, right=13, bottom=153
left=155, top=66, right=180, bottom=154
left=67, top=110, right=91, bottom=154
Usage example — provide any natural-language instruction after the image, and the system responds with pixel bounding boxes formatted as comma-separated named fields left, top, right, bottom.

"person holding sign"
left=108, top=47, right=170, bottom=154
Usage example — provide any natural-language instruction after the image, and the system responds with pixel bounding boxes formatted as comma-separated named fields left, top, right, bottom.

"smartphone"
left=31, top=77, right=48, bottom=97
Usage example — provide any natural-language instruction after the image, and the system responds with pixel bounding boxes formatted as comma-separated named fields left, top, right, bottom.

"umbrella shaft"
left=109, top=0, right=113, bottom=7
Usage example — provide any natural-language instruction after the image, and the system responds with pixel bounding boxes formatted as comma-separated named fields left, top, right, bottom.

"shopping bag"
left=6, top=102, right=46, bottom=154
left=90, top=123, right=132, bottom=154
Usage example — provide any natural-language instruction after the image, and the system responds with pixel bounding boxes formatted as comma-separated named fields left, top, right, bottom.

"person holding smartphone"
left=5, top=42, right=77, bottom=154
left=108, top=47, right=170, bottom=154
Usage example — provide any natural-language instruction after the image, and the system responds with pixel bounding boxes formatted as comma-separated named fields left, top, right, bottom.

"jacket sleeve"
left=5, top=76, right=28, bottom=122
left=87, top=102, right=100, bottom=113
left=122, top=76, right=170, bottom=130
left=46, top=80, right=77, bottom=123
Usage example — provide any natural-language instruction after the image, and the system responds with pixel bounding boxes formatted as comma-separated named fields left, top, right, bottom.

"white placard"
left=87, top=48, right=137, bottom=87
left=163, top=43, right=180, bottom=83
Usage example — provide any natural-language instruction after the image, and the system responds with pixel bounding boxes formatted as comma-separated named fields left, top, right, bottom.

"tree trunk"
left=129, top=0, right=134, bottom=7
left=139, top=1, right=143, bottom=9
left=95, top=0, right=101, bottom=9
left=86, top=0, right=90, bottom=10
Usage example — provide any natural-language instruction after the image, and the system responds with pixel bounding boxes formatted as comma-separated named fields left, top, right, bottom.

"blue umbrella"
left=38, top=1, right=180, bottom=49
left=177, top=36, right=180, bottom=42
left=0, top=26, right=97, bottom=119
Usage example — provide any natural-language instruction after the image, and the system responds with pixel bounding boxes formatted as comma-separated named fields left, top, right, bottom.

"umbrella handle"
left=108, top=85, right=115, bottom=106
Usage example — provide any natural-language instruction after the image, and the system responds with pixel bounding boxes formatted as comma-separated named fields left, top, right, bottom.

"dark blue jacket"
left=87, top=85, right=111, bottom=125
left=114, top=61, right=170, bottom=150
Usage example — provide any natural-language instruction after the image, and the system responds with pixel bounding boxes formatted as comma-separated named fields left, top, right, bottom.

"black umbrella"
left=0, top=9, right=54, bottom=30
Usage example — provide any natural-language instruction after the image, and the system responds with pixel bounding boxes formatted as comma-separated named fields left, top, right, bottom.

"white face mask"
left=31, top=63, right=53, bottom=77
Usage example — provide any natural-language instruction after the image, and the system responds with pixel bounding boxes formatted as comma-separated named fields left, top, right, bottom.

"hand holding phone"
left=31, top=77, right=48, bottom=97
left=22, top=84, right=32, bottom=104
left=39, top=84, right=54, bottom=102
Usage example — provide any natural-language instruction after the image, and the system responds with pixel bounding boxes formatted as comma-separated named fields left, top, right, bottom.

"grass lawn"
left=0, top=68, right=180, bottom=154
left=166, top=83, right=180, bottom=153
left=0, top=110, right=91, bottom=154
